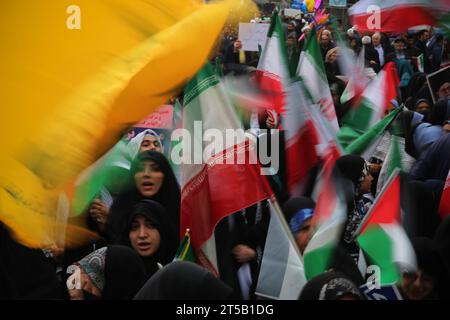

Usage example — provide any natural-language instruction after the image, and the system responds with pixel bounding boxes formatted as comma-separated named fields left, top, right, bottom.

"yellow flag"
left=0, top=0, right=256, bottom=248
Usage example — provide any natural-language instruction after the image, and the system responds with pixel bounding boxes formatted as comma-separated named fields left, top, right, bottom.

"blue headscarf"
left=289, top=208, right=314, bottom=234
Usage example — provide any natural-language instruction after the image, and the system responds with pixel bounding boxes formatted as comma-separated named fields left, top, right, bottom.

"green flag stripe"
left=184, top=74, right=218, bottom=106
left=357, top=224, right=400, bottom=284
left=303, top=244, right=334, bottom=280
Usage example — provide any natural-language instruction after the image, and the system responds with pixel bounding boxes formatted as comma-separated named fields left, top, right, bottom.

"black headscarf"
left=299, top=271, right=363, bottom=300
left=335, top=155, right=367, bottom=191
left=429, top=99, right=450, bottom=126
left=102, top=245, right=147, bottom=299
left=404, top=181, right=441, bottom=238
left=106, top=151, right=180, bottom=243
left=410, top=237, right=446, bottom=299
left=398, top=110, right=424, bottom=158
left=130, top=151, right=180, bottom=234
left=413, top=98, right=432, bottom=121
left=118, top=200, right=178, bottom=278
left=134, top=261, right=233, bottom=300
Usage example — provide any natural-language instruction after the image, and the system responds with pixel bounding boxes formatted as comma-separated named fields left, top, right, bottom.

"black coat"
left=0, top=223, right=64, bottom=299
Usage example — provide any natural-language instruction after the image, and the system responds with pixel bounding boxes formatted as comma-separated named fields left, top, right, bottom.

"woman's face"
left=416, top=102, right=431, bottom=114
left=129, top=215, right=161, bottom=257
left=401, top=270, right=435, bottom=300
left=294, top=218, right=312, bottom=255
left=359, top=173, right=373, bottom=194
left=67, top=268, right=102, bottom=300
left=134, top=160, right=164, bottom=197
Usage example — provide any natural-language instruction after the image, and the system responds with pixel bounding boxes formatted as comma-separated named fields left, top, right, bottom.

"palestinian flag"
left=303, top=148, right=348, bottom=280
left=255, top=199, right=307, bottom=300
left=256, top=11, right=290, bottom=115
left=349, top=0, right=441, bottom=33
left=438, top=169, right=450, bottom=219
left=174, top=228, right=195, bottom=262
left=296, top=27, right=339, bottom=132
left=338, top=63, right=399, bottom=149
left=383, top=135, right=404, bottom=181
left=356, top=171, right=417, bottom=285
left=180, top=63, right=273, bottom=276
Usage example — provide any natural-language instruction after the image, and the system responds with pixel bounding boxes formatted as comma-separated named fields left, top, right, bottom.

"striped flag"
left=303, top=147, right=349, bottom=280
left=349, top=0, right=441, bottom=33
left=343, top=107, right=402, bottom=159
left=337, top=63, right=400, bottom=149
left=180, top=63, right=273, bottom=276
left=283, top=80, right=320, bottom=194
left=297, top=27, right=339, bottom=133
left=256, top=11, right=290, bottom=115
left=339, top=45, right=369, bottom=106
left=375, top=134, right=416, bottom=195
left=255, top=199, right=307, bottom=300
left=356, top=171, right=417, bottom=285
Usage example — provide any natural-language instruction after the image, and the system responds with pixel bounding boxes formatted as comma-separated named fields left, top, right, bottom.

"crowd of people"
left=1, top=7, right=450, bottom=301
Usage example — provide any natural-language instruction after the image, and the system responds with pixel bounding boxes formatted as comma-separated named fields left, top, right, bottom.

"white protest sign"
left=284, top=9, right=302, bottom=18
left=238, top=22, right=270, bottom=52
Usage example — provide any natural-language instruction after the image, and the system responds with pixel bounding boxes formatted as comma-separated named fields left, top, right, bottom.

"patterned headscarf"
left=318, top=276, right=363, bottom=300
left=77, top=247, right=107, bottom=291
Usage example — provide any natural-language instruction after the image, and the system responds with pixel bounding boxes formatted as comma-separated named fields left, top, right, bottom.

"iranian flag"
left=283, top=80, right=320, bottom=193
left=296, top=27, right=339, bottom=133
left=349, top=0, right=441, bottom=33
left=256, top=11, right=290, bottom=115
left=180, top=63, right=273, bottom=276
left=303, top=147, right=348, bottom=280
left=338, top=62, right=399, bottom=149
left=356, top=171, right=417, bottom=285
left=438, top=169, right=450, bottom=219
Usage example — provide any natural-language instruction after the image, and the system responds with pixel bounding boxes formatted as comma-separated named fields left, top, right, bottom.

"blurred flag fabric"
left=180, top=63, right=273, bottom=276
left=337, top=63, right=399, bottom=149
left=256, top=11, right=290, bottom=116
left=439, top=169, right=450, bottom=219
left=0, top=0, right=251, bottom=248
left=303, top=148, right=350, bottom=280
left=343, top=107, right=401, bottom=158
left=255, top=199, right=307, bottom=300
left=296, top=27, right=339, bottom=133
left=348, top=0, right=446, bottom=33
left=174, top=228, right=195, bottom=262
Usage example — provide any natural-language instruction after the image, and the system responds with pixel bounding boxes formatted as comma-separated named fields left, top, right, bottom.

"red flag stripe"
left=180, top=141, right=273, bottom=250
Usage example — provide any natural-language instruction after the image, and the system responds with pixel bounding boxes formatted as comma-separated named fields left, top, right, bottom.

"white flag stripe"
left=255, top=199, right=306, bottom=300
